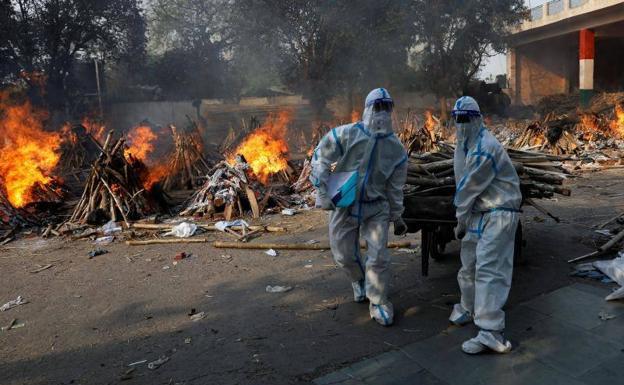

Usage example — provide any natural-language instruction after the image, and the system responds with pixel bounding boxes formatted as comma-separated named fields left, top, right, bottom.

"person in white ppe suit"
left=449, top=96, right=522, bottom=354
left=310, top=88, right=408, bottom=326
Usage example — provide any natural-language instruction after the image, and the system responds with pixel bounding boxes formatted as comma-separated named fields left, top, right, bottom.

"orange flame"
left=228, top=111, right=291, bottom=184
left=610, top=104, right=624, bottom=139
left=0, top=91, right=61, bottom=208
left=144, top=163, right=169, bottom=190
left=82, top=117, right=107, bottom=144
left=424, top=110, right=436, bottom=132
left=579, top=114, right=601, bottom=141
left=124, top=125, right=158, bottom=161
left=60, top=122, right=78, bottom=145
left=351, top=109, right=361, bottom=123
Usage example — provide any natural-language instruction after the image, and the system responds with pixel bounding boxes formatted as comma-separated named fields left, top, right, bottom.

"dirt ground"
left=1, top=169, right=622, bottom=385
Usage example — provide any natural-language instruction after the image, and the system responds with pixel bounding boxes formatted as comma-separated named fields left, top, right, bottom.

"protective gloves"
left=393, top=218, right=408, bottom=236
left=455, top=221, right=466, bottom=240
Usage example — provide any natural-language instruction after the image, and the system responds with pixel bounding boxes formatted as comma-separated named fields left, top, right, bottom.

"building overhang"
left=510, top=1, right=624, bottom=46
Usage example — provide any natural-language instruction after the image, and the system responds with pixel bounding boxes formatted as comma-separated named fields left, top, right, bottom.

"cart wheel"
left=513, top=222, right=524, bottom=265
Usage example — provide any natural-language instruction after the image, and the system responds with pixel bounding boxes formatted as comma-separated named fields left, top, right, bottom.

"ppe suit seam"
left=331, top=127, right=344, bottom=156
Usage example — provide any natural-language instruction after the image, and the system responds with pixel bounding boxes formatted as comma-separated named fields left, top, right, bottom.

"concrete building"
left=507, top=0, right=624, bottom=106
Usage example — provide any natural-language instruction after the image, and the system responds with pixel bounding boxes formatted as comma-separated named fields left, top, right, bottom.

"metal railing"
left=569, top=0, right=589, bottom=9
left=531, top=5, right=544, bottom=20
left=547, top=0, right=565, bottom=15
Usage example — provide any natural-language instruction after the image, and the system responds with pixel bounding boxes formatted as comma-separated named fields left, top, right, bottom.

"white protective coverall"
left=450, top=96, right=522, bottom=352
left=310, top=88, right=408, bottom=326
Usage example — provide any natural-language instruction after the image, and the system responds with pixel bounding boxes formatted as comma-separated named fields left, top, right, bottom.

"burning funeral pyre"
left=0, top=89, right=65, bottom=226
left=154, top=122, right=213, bottom=191
left=66, top=131, right=159, bottom=227
left=180, top=111, right=298, bottom=220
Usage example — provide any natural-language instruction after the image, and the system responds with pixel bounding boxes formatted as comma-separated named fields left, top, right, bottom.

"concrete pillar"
left=579, top=29, right=595, bottom=107
left=507, top=47, right=521, bottom=105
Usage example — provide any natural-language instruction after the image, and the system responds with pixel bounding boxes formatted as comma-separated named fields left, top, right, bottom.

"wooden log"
left=406, top=176, right=455, bottom=187
left=212, top=240, right=413, bottom=250
left=126, top=238, right=210, bottom=246
left=245, top=184, right=260, bottom=218
left=408, top=159, right=454, bottom=174
left=129, top=223, right=286, bottom=232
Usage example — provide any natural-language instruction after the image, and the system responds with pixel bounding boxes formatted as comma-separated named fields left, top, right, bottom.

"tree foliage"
left=410, top=0, right=528, bottom=102
left=229, top=0, right=414, bottom=115
left=0, top=0, right=145, bottom=108
left=145, top=0, right=232, bottom=99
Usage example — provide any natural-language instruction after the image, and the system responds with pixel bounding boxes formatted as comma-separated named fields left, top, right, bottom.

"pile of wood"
left=403, top=143, right=570, bottom=221
left=159, top=124, right=212, bottom=190
left=291, top=158, right=313, bottom=193
left=180, top=159, right=261, bottom=220
left=58, top=124, right=102, bottom=186
left=511, top=114, right=580, bottom=155
left=66, top=131, right=156, bottom=227
left=219, top=116, right=260, bottom=154
left=396, top=110, right=450, bottom=155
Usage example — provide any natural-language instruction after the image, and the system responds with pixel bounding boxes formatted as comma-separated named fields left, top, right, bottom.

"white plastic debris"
left=101, top=220, right=122, bottom=235
left=265, top=249, right=278, bottom=257
left=281, top=208, right=296, bottom=216
left=397, top=247, right=420, bottom=254
left=127, top=359, right=147, bottom=367
left=595, top=229, right=612, bottom=236
left=598, top=311, right=616, bottom=321
left=94, top=236, right=114, bottom=245
left=266, top=285, right=292, bottom=293
left=0, top=296, right=28, bottom=312
left=190, top=312, right=206, bottom=322
left=163, top=222, right=197, bottom=238
left=214, top=219, right=249, bottom=232
left=594, top=255, right=624, bottom=301
left=147, top=356, right=169, bottom=370
left=304, top=239, right=319, bottom=245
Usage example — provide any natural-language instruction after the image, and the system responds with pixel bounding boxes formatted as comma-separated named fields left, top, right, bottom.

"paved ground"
left=1, top=169, right=624, bottom=384
left=314, top=283, right=624, bottom=385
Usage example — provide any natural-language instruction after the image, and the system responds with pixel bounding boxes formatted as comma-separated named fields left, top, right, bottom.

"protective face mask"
left=368, top=111, right=392, bottom=133
left=455, top=118, right=481, bottom=142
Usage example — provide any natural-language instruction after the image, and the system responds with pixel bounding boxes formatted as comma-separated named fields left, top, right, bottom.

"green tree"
left=229, top=0, right=413, bottom=116
left=410, top=0, right=528, bottom=119
left=145, top=0, right=233, bottom=99
left=1, top=0, right=145, bottom=110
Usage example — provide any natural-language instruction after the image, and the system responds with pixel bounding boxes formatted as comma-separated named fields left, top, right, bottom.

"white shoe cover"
left=462, top=330, right=512, bottom=355
left=369, top=302, right=394, bottom=326
left=449, top=303, right=473, bottom=326
left=352, top=280, right=366, bottom=303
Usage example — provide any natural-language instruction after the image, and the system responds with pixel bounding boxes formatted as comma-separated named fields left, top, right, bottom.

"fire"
left=0, top=91, right=61, bottom=208
left=60, top=122, right=78, bottom=145
left=424, top=110, right=436, bottom=132
left=610, top=104, right=624, bottom=138
left=125, top=125, right=158, bottom=161
left=228, top=111, right=291, bottom=184
left=351, top=109, right=361, bottom=123
left=144, top=163, right=169, bottom=190
left=579, top=114, right=601, bottom=141
left=82, top=117, right=107, bottom=144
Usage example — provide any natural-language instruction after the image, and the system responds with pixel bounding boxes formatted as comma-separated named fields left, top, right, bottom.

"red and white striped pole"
left=579, top=29, right=595, bottom=107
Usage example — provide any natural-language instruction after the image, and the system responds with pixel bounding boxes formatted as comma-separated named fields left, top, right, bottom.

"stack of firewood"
left=403, top=143, right=571, bottom=220
left=512, top=113, right=580, bottom=155
left=180, top=159, right=261, bottom=220
left=58, top=124, right=102, bottom=186
left=66, top=131, right=155, bottom=227
left=159, top=124, right=212, bottom=190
